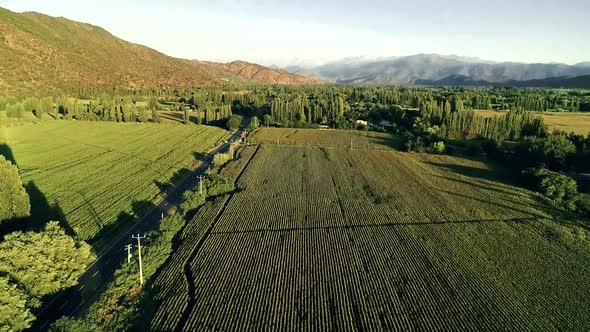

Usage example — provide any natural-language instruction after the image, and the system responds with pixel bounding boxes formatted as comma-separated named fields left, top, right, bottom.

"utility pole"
left=125, top=244, right=132, bottom=264
left=132, top=234, right=146, bottom=285
left=351, top=138, right=353, bottom=150
left=197, top=175, right=205, bottom=195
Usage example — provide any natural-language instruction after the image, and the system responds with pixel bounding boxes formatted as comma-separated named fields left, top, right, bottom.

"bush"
left=213, top=153, right=231, bottom=167
left=577, top=194, right=590, bottom=217
left=227, top=116, right=241, bottom=131
left=516, top=134, right=576, bottom=170
left=206, top=174, right=235, bottom=197
left=432, top=141, right=445, bottom=154
left=523, top=167, right=579, bottom=211
left=180, top=188, right=207, bottom=216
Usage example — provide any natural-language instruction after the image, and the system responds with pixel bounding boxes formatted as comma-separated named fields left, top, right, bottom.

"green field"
left=0, top=121, right=226, bottom=243
left=148, top=129, right=590, bottom=330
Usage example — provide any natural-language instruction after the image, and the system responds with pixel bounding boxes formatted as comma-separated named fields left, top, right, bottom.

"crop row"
left=2, top=121, right=226, bottom=241
left=147, top=143, right=589, bottom=330
left=211, top=145, right=546, bottom=233
left=172, top=222, right=590, bottom=330
left=149, top=145, right=259, bottom=331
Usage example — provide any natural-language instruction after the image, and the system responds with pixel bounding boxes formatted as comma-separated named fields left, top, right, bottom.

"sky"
left=1, top=0, right=589, bottom=67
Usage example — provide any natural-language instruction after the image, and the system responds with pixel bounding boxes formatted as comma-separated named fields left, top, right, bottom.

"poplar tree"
left=0, top=155, right=30, bottom=223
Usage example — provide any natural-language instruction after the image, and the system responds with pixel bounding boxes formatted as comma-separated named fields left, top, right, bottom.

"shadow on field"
left=193, top=151, right=208, bottom=163
left=424, top=160, right=517, bottom=185
left=87, top=200, right=157, bottom=254
left=158, top=111, right=202, bottom=125
left=154, top=167, right=192, bottom=192
left=424, top=159, right=590, bottom=229
left=370, top=135, right=403, bottom=151
left=0, top=144, right=75, bottom=238
left=0, top=144, right=14, bottom=163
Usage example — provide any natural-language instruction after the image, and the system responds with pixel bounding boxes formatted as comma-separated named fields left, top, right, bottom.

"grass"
left=534, top=111, right=590, bottom=135
left=147, top=128, right=590, bottom=330
left=0, top=121, right=227, bottom=244
left=474, top=109, right=590, bottom=135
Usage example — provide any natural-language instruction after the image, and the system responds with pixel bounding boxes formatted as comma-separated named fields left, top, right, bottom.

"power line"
left=132, top=234, right=146, bottom=285
left=197, top=175, right=206, bottom=195
left=124, top=244, right=132, bottom=264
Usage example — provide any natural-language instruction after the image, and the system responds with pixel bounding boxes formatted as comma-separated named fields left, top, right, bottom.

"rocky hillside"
left=202, top=61, right=320, bottom=85
left=0, top=8, right=317, bottom=92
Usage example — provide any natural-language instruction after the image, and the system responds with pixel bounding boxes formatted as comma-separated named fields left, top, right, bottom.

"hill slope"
left=202, top=60, right=320, bottom=85
left=0, top=8, right=316, bottom=92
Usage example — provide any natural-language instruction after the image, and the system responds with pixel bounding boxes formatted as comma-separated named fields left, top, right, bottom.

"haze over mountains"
left=0, top=7, right=317, bottom=92
left=285, top=54, right=590, bottom=87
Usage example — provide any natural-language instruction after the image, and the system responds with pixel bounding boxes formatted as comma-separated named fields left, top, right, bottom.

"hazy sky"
left=1, top=0, right=588, bottom=66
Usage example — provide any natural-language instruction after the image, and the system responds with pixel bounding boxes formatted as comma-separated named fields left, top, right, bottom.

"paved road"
left=31, top=129, right=243, bottom=331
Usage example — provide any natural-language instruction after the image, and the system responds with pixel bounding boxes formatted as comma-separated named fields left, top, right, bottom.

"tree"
left=0, top=155, right=30, bottom=223
left=0, top=222, right=95, bottom=307
left=0, top=276, right=34, bottom=331
left=517, top=134, right=576, bottom=170
left=523, top=167, right=579, bottom=211
left=151, top=108, right=159, bottom=123
left=263, top=114, right=272, bottom=127
left=248, top=117, right=259, bottom=131
left=182, top=106, right=189, bottom=124
left=180, top=188, right=207, bottom=216
left=227, top=116, right=241, bottom=131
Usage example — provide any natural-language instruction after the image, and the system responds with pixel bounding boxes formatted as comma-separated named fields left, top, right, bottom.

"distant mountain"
left=201, top=61, right=320, bottom=85
left=0, top=8, right=316, bottom=92
left=416, top=75, right=590, bottom=89
left=288, top=54, right=590, bottom=87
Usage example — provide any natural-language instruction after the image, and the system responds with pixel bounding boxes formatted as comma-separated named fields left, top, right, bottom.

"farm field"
left=0, top=121, right=227, bottom=243
left=474, top=109, right=590, bottom=135
left=148, top=133, right=590, bottom=330
left=251, top=127, right=399, bottom=149
left=536, top=111, right=590, bottom=135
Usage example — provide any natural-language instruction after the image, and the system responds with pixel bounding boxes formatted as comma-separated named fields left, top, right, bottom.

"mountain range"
left=285, top=54, right=590, bottom=87
left=2, top=6, right=589, bottom=91
left=0, top=7, right=318, bottom=92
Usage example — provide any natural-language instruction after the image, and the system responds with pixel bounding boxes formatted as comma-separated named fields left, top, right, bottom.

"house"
left=355, top=120, right=368, bottom=127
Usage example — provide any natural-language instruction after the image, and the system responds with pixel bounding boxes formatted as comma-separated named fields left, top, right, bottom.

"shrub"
left=523, top=167, right=579, bottom=211
left=227, top=116, right=241, bottom=131
left=180, top=189, right=207, bottom=216
left=432, top=141, right=445, bottom=154
left=213, top=153, right=231, bottom=167
left=577, top=194, right=590, bottom=217
left=206, top=174, right=234, bottom=197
